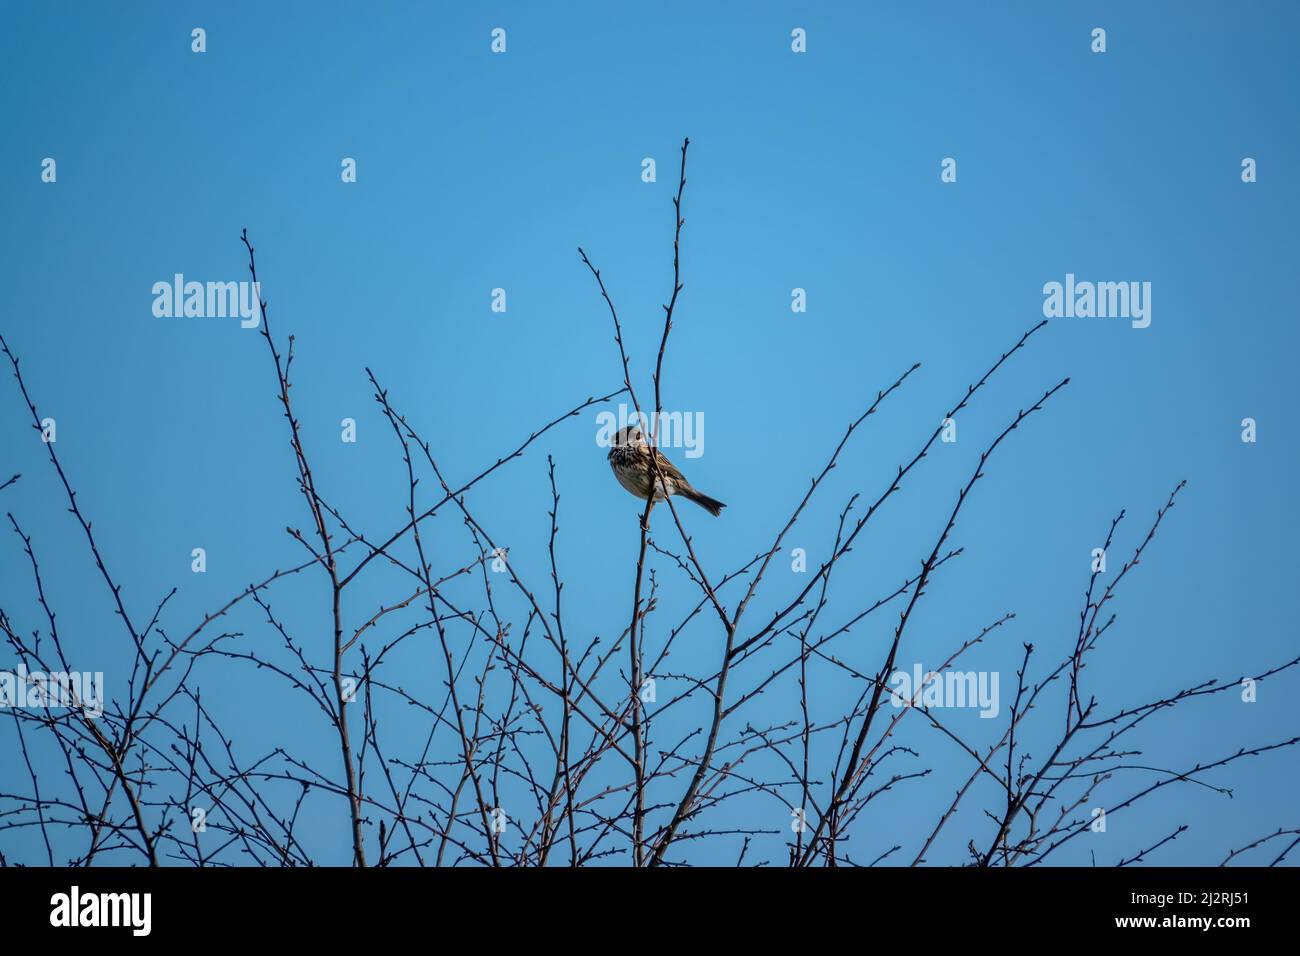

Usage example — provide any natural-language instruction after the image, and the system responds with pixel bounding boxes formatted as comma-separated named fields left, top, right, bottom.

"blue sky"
left=1, top=1, right=1297, bottom=866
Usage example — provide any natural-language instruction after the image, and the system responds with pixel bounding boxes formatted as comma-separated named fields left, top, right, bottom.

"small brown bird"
left=608, top=425, right=725, bottom=517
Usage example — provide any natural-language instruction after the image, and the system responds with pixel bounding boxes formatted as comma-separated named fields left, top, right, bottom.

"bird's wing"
left=651, top=448, right=687, bottom=483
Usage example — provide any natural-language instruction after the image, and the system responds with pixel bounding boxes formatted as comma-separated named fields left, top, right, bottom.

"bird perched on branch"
left=607, top=425, right=725, bottom=518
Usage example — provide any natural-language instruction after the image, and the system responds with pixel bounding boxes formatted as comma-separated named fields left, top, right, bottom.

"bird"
left=607, top=425, right=725, bottom=518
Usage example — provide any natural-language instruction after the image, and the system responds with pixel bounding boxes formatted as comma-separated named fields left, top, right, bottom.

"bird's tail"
left=681, top=486, right=725, bottom=517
